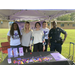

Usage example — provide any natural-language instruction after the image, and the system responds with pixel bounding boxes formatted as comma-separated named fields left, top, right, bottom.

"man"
left=48, top=21, right=67, bottom=53
left=41, top=21, right=49, bottom=51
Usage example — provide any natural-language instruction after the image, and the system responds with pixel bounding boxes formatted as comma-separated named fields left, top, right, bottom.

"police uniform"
left=48, top=27, right=66, bottom=53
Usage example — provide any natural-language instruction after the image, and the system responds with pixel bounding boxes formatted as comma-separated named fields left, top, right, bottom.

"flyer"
left=7, top=59, right=12, bottom=64
left=13, top=48, right=18, bottom=57
left=19, top=47, right=24, bottom=56
left=8, top=48, right=13, bottom=58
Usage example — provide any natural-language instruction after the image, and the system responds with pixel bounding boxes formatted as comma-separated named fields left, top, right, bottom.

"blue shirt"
left=48, top=27, right=66, bottom=41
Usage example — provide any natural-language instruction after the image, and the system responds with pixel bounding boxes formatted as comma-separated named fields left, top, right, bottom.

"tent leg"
left=49, top=17, right=51, bottom=29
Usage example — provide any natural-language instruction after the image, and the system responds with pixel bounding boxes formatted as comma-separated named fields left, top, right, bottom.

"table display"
left=0, top=51, right=73, bottom=65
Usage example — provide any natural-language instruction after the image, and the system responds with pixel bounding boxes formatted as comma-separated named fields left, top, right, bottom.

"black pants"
left=50, top=42, right=62, bottom=53
left=33, top=43, right=43, bottom=52
left=21, top=46, right=31, bottom=53
left=44, top=39, right=48, bottom=51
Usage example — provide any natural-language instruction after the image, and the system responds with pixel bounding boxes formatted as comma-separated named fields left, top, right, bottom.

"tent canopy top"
left=0, top=9, right=75, bottom=21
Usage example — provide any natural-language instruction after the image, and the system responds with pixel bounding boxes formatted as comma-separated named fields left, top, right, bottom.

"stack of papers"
left=51, top=53, right=67, bottom=61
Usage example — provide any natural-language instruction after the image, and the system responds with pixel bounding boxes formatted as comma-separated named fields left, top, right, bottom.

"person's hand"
left=29, top=46, right=32, bottom=51
left=62, top=39, right=65, bottom=43
left=43, top=46, right=45, bottom=52
left=61, top=39, right=65, bottom=45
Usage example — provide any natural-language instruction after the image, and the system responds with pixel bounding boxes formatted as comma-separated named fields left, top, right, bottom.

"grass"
left=0, top=29, right=9, bottom=45
left=0, top=29, right=75, bottom=63
left=0, top=29, right=9, bottom=63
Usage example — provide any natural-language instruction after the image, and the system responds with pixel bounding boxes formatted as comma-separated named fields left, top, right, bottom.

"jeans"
left=10, top=44, right=21, bottom=52
left=50, top=42, right=62, bottom=53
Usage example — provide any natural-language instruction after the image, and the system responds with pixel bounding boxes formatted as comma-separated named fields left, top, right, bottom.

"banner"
left=15, top=21, right=44, bottom=30
left=15, top=22, right=25, bottom=30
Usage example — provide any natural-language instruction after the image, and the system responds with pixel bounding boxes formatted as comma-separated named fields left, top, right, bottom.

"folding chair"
left=1, top=42, right=10, bottom=60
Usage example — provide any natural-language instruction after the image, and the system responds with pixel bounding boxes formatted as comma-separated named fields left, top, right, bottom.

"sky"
left=0, top=9, right=75, bottom=10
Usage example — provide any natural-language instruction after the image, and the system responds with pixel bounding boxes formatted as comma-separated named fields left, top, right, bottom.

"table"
left=0, top=51, right=73, bottom=65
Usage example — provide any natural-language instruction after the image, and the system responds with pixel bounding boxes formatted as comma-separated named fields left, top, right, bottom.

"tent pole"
left=8, top=21, right=10, bottom=29
left=49, top=16, right=51, bottom=29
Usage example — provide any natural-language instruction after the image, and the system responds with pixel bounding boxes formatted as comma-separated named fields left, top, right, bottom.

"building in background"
left=47, top=21, right=75, bottom=29
left=0, top=20, right=75, bottom=29
left=0, top=20, right=9, bottom=29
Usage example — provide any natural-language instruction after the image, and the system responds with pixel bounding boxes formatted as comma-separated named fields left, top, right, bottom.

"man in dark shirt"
left=48, top=21, right=67, bottom=53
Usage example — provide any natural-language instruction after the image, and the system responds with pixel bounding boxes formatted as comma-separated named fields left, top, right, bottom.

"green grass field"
left=0, top=29, right=75, bottom=63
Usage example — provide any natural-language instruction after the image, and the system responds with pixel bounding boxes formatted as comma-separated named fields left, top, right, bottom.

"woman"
left=21, top=21, right=32, bottom=54
left=7, top=22, right=22, bottom=52
left=30, top=22, right=45, bottom=52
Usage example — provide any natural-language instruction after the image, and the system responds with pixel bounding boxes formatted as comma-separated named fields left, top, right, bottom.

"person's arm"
left=48, top=37, right=51, bottom=47
left=7, top=36, right=10, bottom=44
left=42, top=32, right=45, bottom=51
left=30, top=36, right=34, bottom=46
left=60, top=28, right=67, bottom=43
left=29, top=36, right=34, bottom=51
left=63, top=33, right=67, bottom=43
left=29, top=31, right=34, bottom=50
left=20, top=35, right=22, bottom=43
left=20, top=29, right=23, bottom=42
left=7, top=30, right=10, bottom=44
left=48, top=30, right=51, bottom=47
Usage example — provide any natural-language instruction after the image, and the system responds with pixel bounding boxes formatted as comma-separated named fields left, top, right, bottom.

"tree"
left=70, top=12, right=75, bottom=21
left=57, top=14, right=71, bottom=21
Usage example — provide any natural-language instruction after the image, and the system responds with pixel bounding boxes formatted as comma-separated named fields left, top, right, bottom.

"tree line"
left=56, top=12, right=75, bottom=21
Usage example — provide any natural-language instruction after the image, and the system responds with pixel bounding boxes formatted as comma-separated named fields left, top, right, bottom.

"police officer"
left=48, top=21, right=67, bottom=53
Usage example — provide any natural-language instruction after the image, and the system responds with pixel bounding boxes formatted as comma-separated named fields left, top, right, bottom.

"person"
left=41, top=21, right=49, bottom=51
left=30, top=22, right=45, bottom=52
left=48, top=21, right=67, bottom=53
left=21, top=21, right=32, bottom=54
left=7, top=22, right=22, bottom=52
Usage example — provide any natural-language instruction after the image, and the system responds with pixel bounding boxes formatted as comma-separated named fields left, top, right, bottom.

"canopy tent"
left=0, top=9, right=75, bottom=29
left=0, top=9, right=75, bottom=21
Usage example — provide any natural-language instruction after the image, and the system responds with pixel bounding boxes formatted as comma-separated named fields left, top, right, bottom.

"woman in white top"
left=7, top=22, right=22, bottom=52
left=30, top=22, right=45, bottom=52
left=21, top=21, right=32, bottom=54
